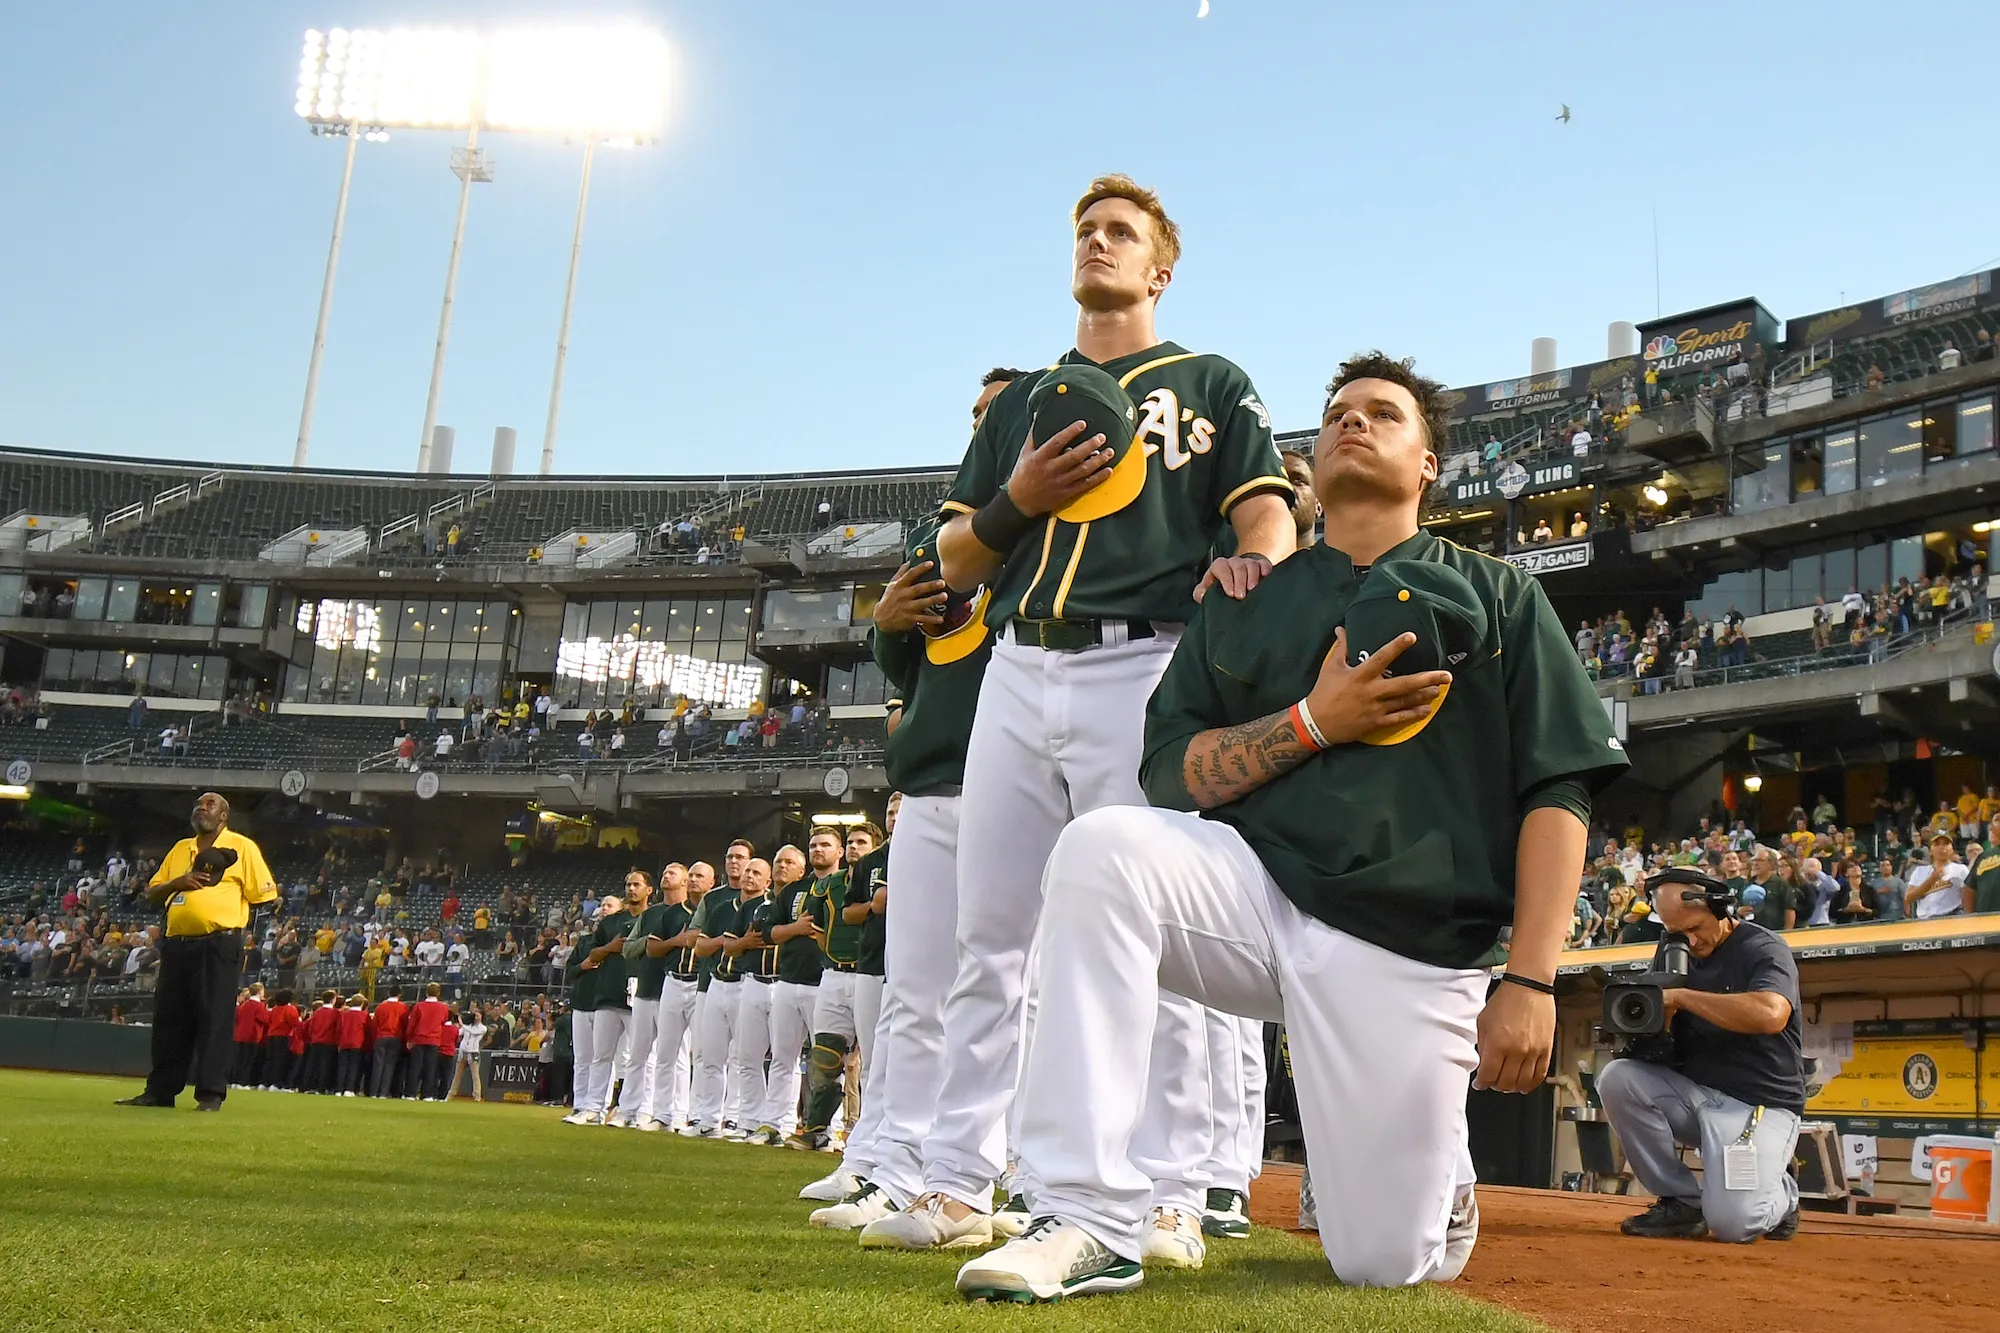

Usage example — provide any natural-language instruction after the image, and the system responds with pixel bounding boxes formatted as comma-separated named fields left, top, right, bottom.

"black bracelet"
left=970, top=487, right=1036, bottom=554
left=1498, top=971, right=1557, bottom=996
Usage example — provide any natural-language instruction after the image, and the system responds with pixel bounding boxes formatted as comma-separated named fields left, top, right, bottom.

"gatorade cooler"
left=1913, top=1135, right=1997, bottom=1223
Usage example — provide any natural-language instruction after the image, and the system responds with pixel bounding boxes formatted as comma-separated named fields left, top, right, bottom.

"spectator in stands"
left=1531, top=517, right=1553, bottom=544
left=1938, top=341, right=1963, bottom=372
left=1569, top=512, right=1589, bottom=539
left=1868, top=857, right=1905, bottom=923
left=394, top=729, right=417, bottom=771
left=1830, top=861, right=1873, bottom=922
left=434, top=730, right=453, bottom=761
left=611, top=727, right=628, bottom=755
left=1906, top=833, right=1967, bottom=919
left=1864, top=363, right=1885, bottom=392
left=1797, top=857, right=1839, bottom=927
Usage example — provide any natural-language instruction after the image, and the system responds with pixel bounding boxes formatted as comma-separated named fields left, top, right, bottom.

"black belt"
left=1008, top=617, right=1153, bottom=652
left=668, top=971, right=700, bottom=983
left=750, top=973, right=776, bottom=984
left=711, top=973, right=741, bottom=983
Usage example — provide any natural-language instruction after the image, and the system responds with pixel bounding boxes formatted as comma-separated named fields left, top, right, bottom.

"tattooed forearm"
left=1180, top=709, right=1317, bottom=809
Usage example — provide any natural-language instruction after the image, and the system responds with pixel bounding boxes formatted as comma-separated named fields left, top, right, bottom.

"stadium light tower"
left=291, top=25, right=669, bottom=473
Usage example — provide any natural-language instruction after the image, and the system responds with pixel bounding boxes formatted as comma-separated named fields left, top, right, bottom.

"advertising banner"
left=1445, top=458, right=1583, bottom=507
left=482, top=1050, right=542, bottom=1103
left=1503, top=541, right=1593, bottom=576
left=1805, top=1018, right=1998, bottom=1133
left=1787, top=269, right=2000, bottom=349
left=1442, top=357, right=1642, bottom=422
left=1638, top=299, right=1776, bottom=377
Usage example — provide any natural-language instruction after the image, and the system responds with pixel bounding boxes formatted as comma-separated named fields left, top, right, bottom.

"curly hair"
left=1325, top=351, right=1451, bottom=457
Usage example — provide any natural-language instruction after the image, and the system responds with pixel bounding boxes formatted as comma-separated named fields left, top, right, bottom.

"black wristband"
left=970, top=487, right=1036, bottom=554
left=1498, top=971, right=1557, bottom=996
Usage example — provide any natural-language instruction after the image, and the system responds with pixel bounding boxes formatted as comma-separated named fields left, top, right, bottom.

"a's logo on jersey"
left=1608, top=737, right=1624, bottom=751
left=1136, top=388, right=1216, bottom=472
left=1239, top=393, right=1272, bottom=430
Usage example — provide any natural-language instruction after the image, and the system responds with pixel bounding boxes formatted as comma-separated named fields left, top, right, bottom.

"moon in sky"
left=1198, top=0, right=1210, bottom=15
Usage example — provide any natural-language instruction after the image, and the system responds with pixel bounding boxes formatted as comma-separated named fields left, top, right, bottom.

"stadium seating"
left=0, top=453, right=196, bottom=528
left=740, top=475, right=953, bottom=541
left=95, top=475, right=472, bottom=563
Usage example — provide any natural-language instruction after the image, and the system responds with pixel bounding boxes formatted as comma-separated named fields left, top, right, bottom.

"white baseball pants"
left=689, top=981, right=743, bottom=1128
left=1207, top=1009, right=1267, bottom=1195
left=867, top=794, right=960, bottom=1208
left=1016, top=806, right=1486, bottom=1287
left=811, top=970, right=859, bottom=1041
left=921, top=628, right=1214, bottom=1215
left=579, top=1004, right=629, bottom=1116
left=729, top=979, right=774, bottom=1125
left=568, top=1008, right=597, bottom=1109
left=838, top=971, right=887, bottom=1176
left=763, top=979, right=819, bottom=1134
left=630, top=978, right=699, bottom=1124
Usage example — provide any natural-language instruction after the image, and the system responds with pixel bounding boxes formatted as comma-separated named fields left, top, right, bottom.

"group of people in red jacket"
left=230, top=980, right=464, bottom=1100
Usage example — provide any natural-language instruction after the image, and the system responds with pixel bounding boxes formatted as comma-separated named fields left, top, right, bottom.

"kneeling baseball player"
left=955, top=353, right=1627, bottom=1302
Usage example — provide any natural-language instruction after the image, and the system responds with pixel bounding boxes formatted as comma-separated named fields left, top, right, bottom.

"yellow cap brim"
left=1358, top=678, right=1449, bottom=747
left=925, top=587, right=991, bottom=665
left=1056, top=434, right=1147, bottom=523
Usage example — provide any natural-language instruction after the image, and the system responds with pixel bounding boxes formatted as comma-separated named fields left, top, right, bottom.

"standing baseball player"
left=765, top=838, right=831, bottom=1144
left=684, top=842, right=752, bottom=1137
left=721, top=858, right=780, bottom=1141
left=806, top=374, right=1017, bottom=1220
left=788, top=824, right=878, bottom=1149
left=564, top=875, right=646, bottom=1124
left=954, top=353, right=1627, bottom=1301
left=861, top=175, right=1296, bottom=1258
left=622, top=863, right=702, bottom=1131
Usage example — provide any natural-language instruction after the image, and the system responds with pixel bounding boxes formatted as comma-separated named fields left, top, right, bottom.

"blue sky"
left=3, top=1, right=1996, bottom=478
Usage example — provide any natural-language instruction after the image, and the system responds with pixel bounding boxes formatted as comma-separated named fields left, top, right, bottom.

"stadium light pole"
left=294, top=122, right=361, bottom=469
left=418, top=122, right=492, bottom=474
left=540, top=133, right=597, bottom=476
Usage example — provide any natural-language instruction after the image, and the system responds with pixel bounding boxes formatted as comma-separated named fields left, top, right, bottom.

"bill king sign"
left=1504, top=541, right=1593, bottom=576
left=1446, top=458, right=1581, bottom=506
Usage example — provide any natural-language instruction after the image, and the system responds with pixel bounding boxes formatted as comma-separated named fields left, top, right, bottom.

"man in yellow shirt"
left=117, top=792, right=275, bottom=1111
left=1955, top=785, right=1984, bottom=842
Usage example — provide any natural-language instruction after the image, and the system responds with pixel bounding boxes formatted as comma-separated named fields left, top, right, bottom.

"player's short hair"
left=1073, top=174, right=1182, bottom=270
left=1326, top=351, right=1450, bottom=460
left=726, top=838, right=756, bottom=857
left=807, top=826, right=844, bottom=847
left=625, top=867, right=654, bottom=889
left=982, top=367, right=1027, bottom=387
left=849, top=822, right=884, bottom=849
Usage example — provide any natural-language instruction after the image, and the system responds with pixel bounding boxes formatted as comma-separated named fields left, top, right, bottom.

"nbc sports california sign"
left=1638, top=299, right=1777, bottom=377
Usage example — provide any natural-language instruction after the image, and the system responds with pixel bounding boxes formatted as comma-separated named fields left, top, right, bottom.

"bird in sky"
left=1556, top=104, right=1571, bottom=123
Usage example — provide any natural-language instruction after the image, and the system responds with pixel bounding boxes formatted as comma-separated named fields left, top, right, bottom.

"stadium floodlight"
left=292, top=24, right=671, bottom=471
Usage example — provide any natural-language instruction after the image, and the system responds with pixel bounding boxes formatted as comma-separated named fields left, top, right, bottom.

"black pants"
left=232, top=1039, right=262, bottom=1085
left=262, top=1037, right=294, bottom=1087
left=336, top=1047, right=364, bottom=1094
left=369, top=1039, right=403, bottom=1098
left=146, top=930, right=242, bottom=1104
left=304, top=1042, right=337, bottom=1093
left=403, top=1044, right=439, bottom=1098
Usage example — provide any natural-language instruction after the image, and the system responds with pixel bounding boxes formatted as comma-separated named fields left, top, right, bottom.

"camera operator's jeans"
left=1598, top=1059, right=1800, bottom=1242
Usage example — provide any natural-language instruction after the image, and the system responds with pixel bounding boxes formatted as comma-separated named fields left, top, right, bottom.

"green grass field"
left=0, top=1070, right=1539, bottom=1332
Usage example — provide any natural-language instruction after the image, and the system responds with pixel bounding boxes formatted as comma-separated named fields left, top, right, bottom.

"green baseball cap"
left=1342, top=560, right=1491, bottom=745
left=1026, top=363, right=1144, bottom=522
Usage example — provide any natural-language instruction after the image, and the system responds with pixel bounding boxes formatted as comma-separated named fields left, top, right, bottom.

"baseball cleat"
left=799, top=1167, right=861, bottom=1202
left=956, top=1217, right=1143, bottom=1303
left=678, top=1122, right=721, bottom=1139
left=1200, top=1187, right=1250, bottom=1239
left=560, top=1110, right=597, bottom=1126
left=603, top=1109, right=633, bottom=1129
left=859, top=1193, right=993, bottom=1251
left=1431, top=1187, right=1479, bottom=1281
left=991, top=1193, right=1032, bottom=1239
left=1140, top=1206, right=1205, bottom=1270
left=634, top=1116, right=665, bottom=1133
left=784, top=1129, right=829, bottom=1153
left=810, top=1180, right=896, bottom=1230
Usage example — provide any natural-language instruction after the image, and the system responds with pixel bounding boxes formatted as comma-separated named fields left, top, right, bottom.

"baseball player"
left=954, top=353, right=1627, bottom=1302
left=683, top=841, right=753, bottom=1137
left=804, top=375, right=1012, bottom=1220
left=721, top=857, right=780, bottom=1141
left=788, top=824, right=878, bottom=1148
left=766, top=838, right=831, bottom=1144
left=832, top=800, right=894, bottom=1172
left=562, top=875, right=647, bottom=1125
left=621, top=862, right=702, bottom=1131
left=860, top=175, right=1295, bottom=1258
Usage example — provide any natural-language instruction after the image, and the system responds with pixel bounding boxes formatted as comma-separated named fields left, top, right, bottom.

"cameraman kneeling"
left=1598, top=871, right=1803, bottom=1243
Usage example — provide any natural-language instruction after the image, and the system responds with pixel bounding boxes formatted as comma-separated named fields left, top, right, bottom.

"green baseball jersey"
left=587, top=910, right=636, bottom=1009
left=848, top=843, right=889, bottom=977
left=689, top=887, right=740, bottom=992
left=631, top=901, right=697, bottom=1000
left=942, top=342, right=1290, bottom=625
left=1141, top=530, right=1628, bottom=969
left=1751, top=879, right=1796, bottom=931
left=711, top=891, right=770, bottom=982
left=808, top=870, right=861, bottom=970
left=768, top=879, right=825, bottom=987
left=873, top=621, right=987, bottom=797
left=562, top=939, right=599, bottom=1012
left=1970, top=850, right=2000, bottom=915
